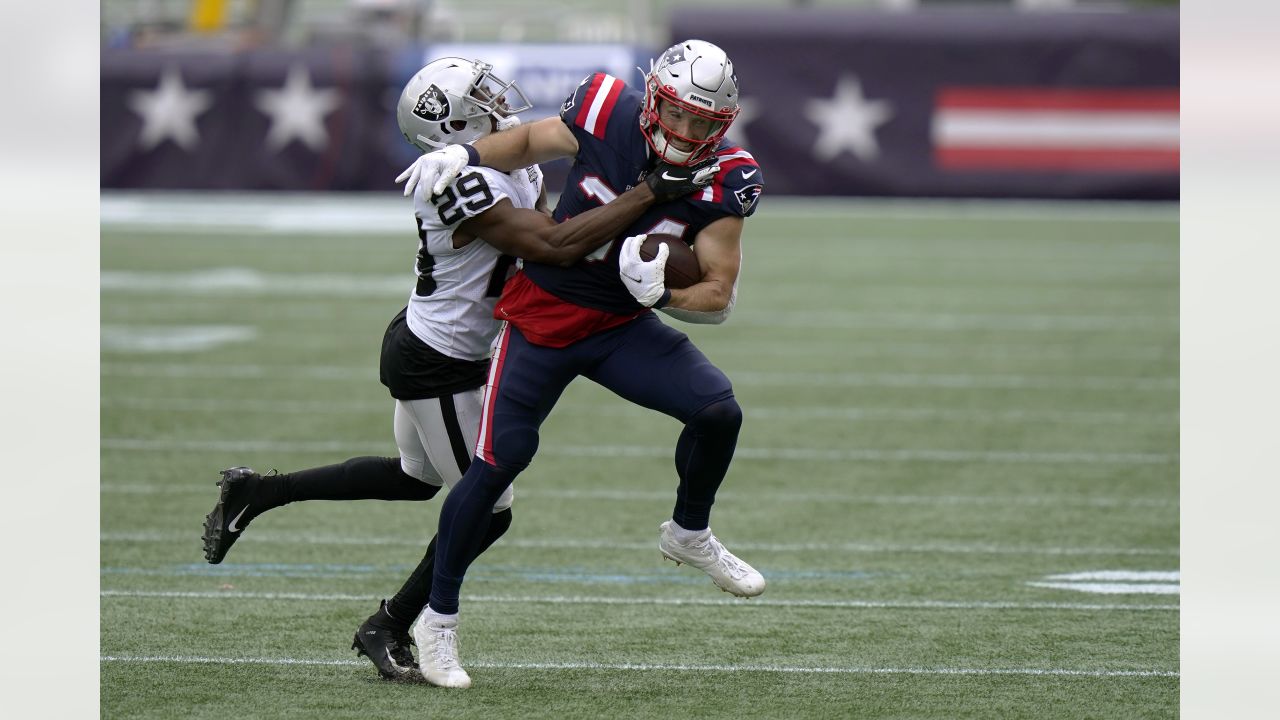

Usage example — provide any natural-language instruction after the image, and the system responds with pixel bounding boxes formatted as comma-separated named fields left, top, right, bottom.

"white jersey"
left=406, top=164, right=544, bottom=360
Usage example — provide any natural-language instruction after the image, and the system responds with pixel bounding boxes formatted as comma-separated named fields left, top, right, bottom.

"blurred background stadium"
left=102, top=0, right=1178, bottom=198
left=101, top=2, right=1179, bottom=717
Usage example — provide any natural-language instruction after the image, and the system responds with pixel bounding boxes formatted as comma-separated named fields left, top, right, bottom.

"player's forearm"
left=472, top=118, right=575, bottom=171
left=536, top=185, right=655, bottom=264
left=660, top=284, right=736, bottom=324
left=466, top=125, right=535, bottom=171
left=666, top=278, right=733, bottom=313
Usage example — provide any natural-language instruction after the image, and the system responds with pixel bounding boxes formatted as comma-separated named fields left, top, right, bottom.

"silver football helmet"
left=396, top=57, right=532, bottom=152
left=640, top=39, right=740, bottom=165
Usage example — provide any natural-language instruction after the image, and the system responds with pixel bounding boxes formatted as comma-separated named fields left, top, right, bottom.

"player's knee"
left=689, top=396, right=743, bottom=438
left=491, top=426, right=539, bottom=474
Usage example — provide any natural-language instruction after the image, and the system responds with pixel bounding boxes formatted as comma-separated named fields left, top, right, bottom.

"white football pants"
left=392, top=388, right=514, bottom=512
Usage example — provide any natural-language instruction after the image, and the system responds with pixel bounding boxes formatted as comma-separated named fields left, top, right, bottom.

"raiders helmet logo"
left=734, top=184, right=762, bottom=214
left=413, top=84, right=450, bottom=121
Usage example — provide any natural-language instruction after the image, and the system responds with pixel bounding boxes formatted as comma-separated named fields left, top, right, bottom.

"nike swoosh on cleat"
left=226, top=505, right=249, bottom=533
left=741, top=168, right=757, bottom=179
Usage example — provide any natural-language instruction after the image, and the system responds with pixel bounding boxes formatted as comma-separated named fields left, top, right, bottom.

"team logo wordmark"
left=684, top=93, right=715, bottom=109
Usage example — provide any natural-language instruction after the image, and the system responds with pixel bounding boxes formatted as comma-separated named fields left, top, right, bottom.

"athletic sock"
left=667, top=521, right=711, bottom=543
left=275, top=456, right=439, bottom=504
left=365, top=599, right=409, bottom=633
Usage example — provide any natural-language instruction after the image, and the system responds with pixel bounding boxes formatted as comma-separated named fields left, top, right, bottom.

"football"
left=639, top=233, right=701, bottom=289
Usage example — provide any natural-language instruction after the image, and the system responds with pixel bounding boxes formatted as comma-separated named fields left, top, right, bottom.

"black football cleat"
left=352, top=601, right=418, bottom=680
left=202, top=466, right=271, bottom=564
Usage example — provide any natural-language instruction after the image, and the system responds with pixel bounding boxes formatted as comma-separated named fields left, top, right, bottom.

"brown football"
left=639, top=233, right=701, bottom=289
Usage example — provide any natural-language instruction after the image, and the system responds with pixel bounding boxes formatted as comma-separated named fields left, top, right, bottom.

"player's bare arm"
left=469, top=117, right=579, bottom=172
left=451, top=160, right=720, bottom=266
left=666, top=215, right=743, bottom=313
left=455, top=183, right=656, bottom=266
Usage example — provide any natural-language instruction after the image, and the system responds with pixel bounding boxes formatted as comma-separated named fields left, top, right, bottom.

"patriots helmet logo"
left=659, top=46, right=685, bottom=70
left=413, top=84, right=450, bottom=121
left=734, top=184, right=762, bottom=214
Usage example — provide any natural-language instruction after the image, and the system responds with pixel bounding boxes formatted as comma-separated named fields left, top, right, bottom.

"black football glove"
left=644, top=158, right=721, bottom=203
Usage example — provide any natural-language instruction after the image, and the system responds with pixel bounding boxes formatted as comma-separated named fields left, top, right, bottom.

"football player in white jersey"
left=199, top=57, right=720, bottom=680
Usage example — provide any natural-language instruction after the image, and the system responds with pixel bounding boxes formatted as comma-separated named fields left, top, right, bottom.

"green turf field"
left=101, top=195, right=1179, bottom=719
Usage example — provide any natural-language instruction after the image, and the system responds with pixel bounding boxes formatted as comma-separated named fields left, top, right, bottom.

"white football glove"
left=495, top=114, right=523, bottom=132
left=618, top=234, right=669, bottom=307
left=395, top=144, right=470, bottom=202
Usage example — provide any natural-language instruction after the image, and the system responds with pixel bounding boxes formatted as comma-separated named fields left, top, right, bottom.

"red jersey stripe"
left=476, top=322, right=512, bottom=465
left=589, top=78, right=625, bottom=140
left=700, top=156, right=758, bottom=204
left=573, top=74, right=606, bottom=131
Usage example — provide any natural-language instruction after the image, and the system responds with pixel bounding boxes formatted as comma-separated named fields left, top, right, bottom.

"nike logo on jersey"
left=227, top=505, right=249, bottom=533
left=741, top=168, right=758, bottom=179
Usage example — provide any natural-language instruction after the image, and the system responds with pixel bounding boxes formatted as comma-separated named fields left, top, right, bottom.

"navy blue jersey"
left=519, top=72, right=765, bottom=315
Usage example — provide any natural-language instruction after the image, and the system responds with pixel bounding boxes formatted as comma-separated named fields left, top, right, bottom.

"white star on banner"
left=804, top=75, right=894, bottom=163
left=255, top=65, right=341, bottom=153
left=723, top=97, right=760, bottom=148
left=127, top=66, right=214, bottom=152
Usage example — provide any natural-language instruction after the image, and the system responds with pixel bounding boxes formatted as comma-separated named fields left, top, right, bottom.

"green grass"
left=101, top=196, right=1179, bottom=718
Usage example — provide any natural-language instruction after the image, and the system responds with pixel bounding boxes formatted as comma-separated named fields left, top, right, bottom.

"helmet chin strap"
left=416, top=134, right=446, bottom=149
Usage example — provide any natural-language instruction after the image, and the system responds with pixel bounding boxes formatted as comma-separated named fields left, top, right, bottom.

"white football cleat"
left=658, top=520, right=766, bottom=597
left=412, top=609, right=472, bottom=688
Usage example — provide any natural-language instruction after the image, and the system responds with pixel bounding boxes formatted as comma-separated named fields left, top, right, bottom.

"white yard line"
left=99, top=437, right=1176, bottom=465
left=1028, top=582, right=1180, bottom=595
left=100, top=192, right=1178, bottom=231
left=728, top=311, right=1175, bottom=333
left=99, top=531, right=1178, bottom=557
left=100, top=396, right=1179, bottom=425
left=100, top=362, right=1176, bottom=390
left=99, top=589, right=1178, bottom=613
left=98, top=653, right=1178, bottom=678
left=1045, top=570, right=1180, bottom=582
left=102, top=336, right=1179, bottom=362
left=99, top=483, right=1175, bottom=509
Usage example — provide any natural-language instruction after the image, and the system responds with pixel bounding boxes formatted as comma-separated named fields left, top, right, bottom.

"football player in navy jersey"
left=198, top=57, right=718, bottom=683
left=398, top=40, right=765, bottom=688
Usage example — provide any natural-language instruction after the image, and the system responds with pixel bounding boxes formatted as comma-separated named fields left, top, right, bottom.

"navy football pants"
left=429, top=312, right=742, bottom=614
